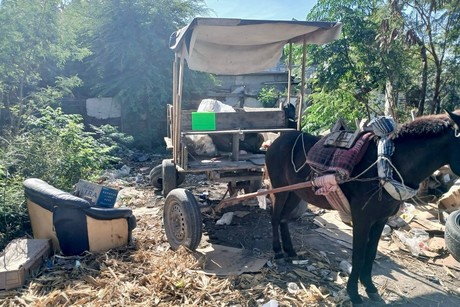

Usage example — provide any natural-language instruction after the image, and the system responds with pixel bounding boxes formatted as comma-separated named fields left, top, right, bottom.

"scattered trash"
left=387, top=215, right=407, bottom=228
left=262, top=299, right=279, bottom=307
left=133, top=153, right=149, bottom=162
left=118, top=165, right=131, bottom=177
left=394, top=229, right=430, bottom=256
left=292, top=259, right=309, bottom=265
left=339, top=260, right=352, bottom=274
left=307, top=265, right=317, bottom=272
left=257, top=189, right=268, bottom=209
left=135, top=174, right=144, bottom=184
left=400, top=203, right=416, bottom=223
left=287, top=282, right=299, bottom=294
left=199, top=191, right=209, bottom=201
left=216, top=212, right=234, bottom=225
left=381, top=224, right=392, bottom=237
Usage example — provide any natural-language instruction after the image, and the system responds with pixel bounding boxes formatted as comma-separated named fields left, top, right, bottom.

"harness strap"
left=369, top=116, right=419, bottom=201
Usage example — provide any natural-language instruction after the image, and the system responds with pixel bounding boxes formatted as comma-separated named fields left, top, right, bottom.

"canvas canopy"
left=169, top=17, right=342, bottom=75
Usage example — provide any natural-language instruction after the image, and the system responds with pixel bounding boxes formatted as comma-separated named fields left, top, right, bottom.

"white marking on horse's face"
left=448, top=110, right=460, bottom=131
left=447, top=112, right=460, bottom=176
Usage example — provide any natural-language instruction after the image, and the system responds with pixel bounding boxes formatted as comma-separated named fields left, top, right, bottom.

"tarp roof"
left=169, top=17, right=342, bottom=75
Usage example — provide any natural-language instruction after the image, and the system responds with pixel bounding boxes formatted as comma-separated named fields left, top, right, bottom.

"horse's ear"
left=446, top=109, right=460, bottom=127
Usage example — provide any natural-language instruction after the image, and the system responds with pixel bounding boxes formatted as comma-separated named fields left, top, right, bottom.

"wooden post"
left=172, top=53, right=178, bottom=162
left=231, top=133, right=240, bottom=161
left=286, top=42, right=292, bottom=110
left=175, top=45, right=186, bottom=167
left=297, top=36, right=307, bottom=131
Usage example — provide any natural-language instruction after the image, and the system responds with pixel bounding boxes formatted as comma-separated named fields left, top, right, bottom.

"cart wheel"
left=151, top=163, right=185, bottom=190
left=149, top=164, right=163, bottom=189
left=162, top=160, right=176, bottom=196
left=163, top=188, right=202, bottom=251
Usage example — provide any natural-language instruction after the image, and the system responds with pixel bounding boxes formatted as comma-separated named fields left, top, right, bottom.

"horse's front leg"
left=359, top=220, right=386, bottom=302
left=271, top=192, right=289, bottom=259
left=279, top=193, right=302, bottom=258
left=280, top=222, right=296, bottom=258
left=347, top=220, right=372, bottom=305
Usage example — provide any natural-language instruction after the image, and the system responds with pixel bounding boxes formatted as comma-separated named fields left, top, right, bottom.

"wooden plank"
left=215, top=180, right=314, bottom=211
left=163, top=137, right=173, bottom=150
left=181, top=109, right=287, bottom=131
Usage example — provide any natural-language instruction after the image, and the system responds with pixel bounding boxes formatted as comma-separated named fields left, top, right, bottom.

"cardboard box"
left=75, top=179, right=119, bottom=208
left=0, top=238, right=51, bottom=290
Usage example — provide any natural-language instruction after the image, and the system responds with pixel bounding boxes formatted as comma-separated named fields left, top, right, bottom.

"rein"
left=291, top=133, right=309, bottom=173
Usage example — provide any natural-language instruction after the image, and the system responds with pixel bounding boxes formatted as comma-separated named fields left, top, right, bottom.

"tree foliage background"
left=297, top=0, right=460, bottom=133
left=0, top=0, right=459, bottom=248
left=0, top=0, right=208, bottom=249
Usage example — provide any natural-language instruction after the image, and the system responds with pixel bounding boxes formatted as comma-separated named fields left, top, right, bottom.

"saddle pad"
left=307, top=132, right=373, bottom=178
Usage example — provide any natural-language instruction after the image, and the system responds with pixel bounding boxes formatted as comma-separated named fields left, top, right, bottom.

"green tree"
left=81, top=0, right=211, bottom=149
left=0, top=0, right=87, bottom=135
left=298, top=0, right=460, bottom=132
left=302, top=0, right=399, bottom=130
left=403, top=0, right=460, bottom=114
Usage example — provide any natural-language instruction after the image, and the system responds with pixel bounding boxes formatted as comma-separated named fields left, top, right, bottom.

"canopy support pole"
left=297, top=36, right=307, bottom=131
left=286, top=42, right=292, bottom=110
left=172, top=53, right=178, bottom=162
left=175, top=46, right=185, bottom=167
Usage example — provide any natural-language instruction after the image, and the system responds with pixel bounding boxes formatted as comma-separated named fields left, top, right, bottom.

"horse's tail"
left=263, top=164, right=275, bottom=208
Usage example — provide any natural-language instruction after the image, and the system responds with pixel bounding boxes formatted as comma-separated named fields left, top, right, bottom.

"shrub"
left=258, top=86, right=279, bottom=108
left=0, top=107, right=124, bottom=249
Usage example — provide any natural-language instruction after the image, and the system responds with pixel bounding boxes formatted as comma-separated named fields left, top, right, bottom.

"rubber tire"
left=445, top=210, right=460, bottom=262
left=163, top=188, right=202, bottom=251
left=150, top=163, right=185, bottom=190
left=149, top=164, right=163, bottom=189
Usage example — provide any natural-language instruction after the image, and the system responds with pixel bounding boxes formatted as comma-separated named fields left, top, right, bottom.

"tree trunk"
left=431, top=65, right=442, bottom=114
left=384, top=79, right=398, bottom=120
left=417, top=45, right=428, bottom=116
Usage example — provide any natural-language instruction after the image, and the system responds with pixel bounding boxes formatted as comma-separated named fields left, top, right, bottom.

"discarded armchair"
left=23, top=178, right=136, bottom=256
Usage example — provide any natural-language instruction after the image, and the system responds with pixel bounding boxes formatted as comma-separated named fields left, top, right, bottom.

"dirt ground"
left=2, top=155, right=460, bottom=306
left=156, top=165, right=460, bottom=306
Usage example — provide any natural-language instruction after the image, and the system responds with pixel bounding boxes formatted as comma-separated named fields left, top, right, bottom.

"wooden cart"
left=157, top=17, right=342, bottom=251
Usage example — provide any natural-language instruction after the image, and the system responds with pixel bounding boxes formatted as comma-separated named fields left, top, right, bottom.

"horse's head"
left=447, top=110, right=460, bottom=175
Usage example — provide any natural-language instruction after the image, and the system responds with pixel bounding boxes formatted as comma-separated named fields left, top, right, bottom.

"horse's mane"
left=395, top=111, right=458, bottom=139
left=396, top=114, right=454, bottom=138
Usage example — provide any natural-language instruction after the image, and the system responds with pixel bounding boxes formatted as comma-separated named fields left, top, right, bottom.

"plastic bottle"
left=339, top=260, right=352, bottom=274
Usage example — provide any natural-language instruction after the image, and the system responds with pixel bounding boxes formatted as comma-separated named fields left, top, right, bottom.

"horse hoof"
left=349, top=295, right=363, bottom=306
left=367, top=291, right=384, bottom=302
left=274, top=252, right=284, bottom=260
left=286, top=254, right=298, bottom=261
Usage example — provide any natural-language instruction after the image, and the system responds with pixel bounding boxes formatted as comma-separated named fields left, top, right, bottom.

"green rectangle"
left=192, top=112, right=216, bottom=130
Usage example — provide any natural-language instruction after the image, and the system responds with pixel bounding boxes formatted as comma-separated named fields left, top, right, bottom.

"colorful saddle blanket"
left=306, top=132, right=373, bottom=179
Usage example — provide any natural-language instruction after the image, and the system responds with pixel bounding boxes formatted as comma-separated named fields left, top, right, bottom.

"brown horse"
left=265, top=111, right=460, bottom=305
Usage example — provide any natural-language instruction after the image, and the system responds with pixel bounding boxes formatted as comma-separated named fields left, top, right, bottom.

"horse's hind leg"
left=347, top=221, right=372, bottom=305
left=271, top=191, right=289, bottom=259
left=360, top=220, right=386, bottom=302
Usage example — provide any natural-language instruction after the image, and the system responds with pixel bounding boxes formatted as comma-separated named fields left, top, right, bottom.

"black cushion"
left=24, top=178, right=90, bottom=210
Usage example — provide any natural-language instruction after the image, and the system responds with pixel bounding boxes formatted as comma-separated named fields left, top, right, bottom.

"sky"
left=203, top=0, right=319, bottom=21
